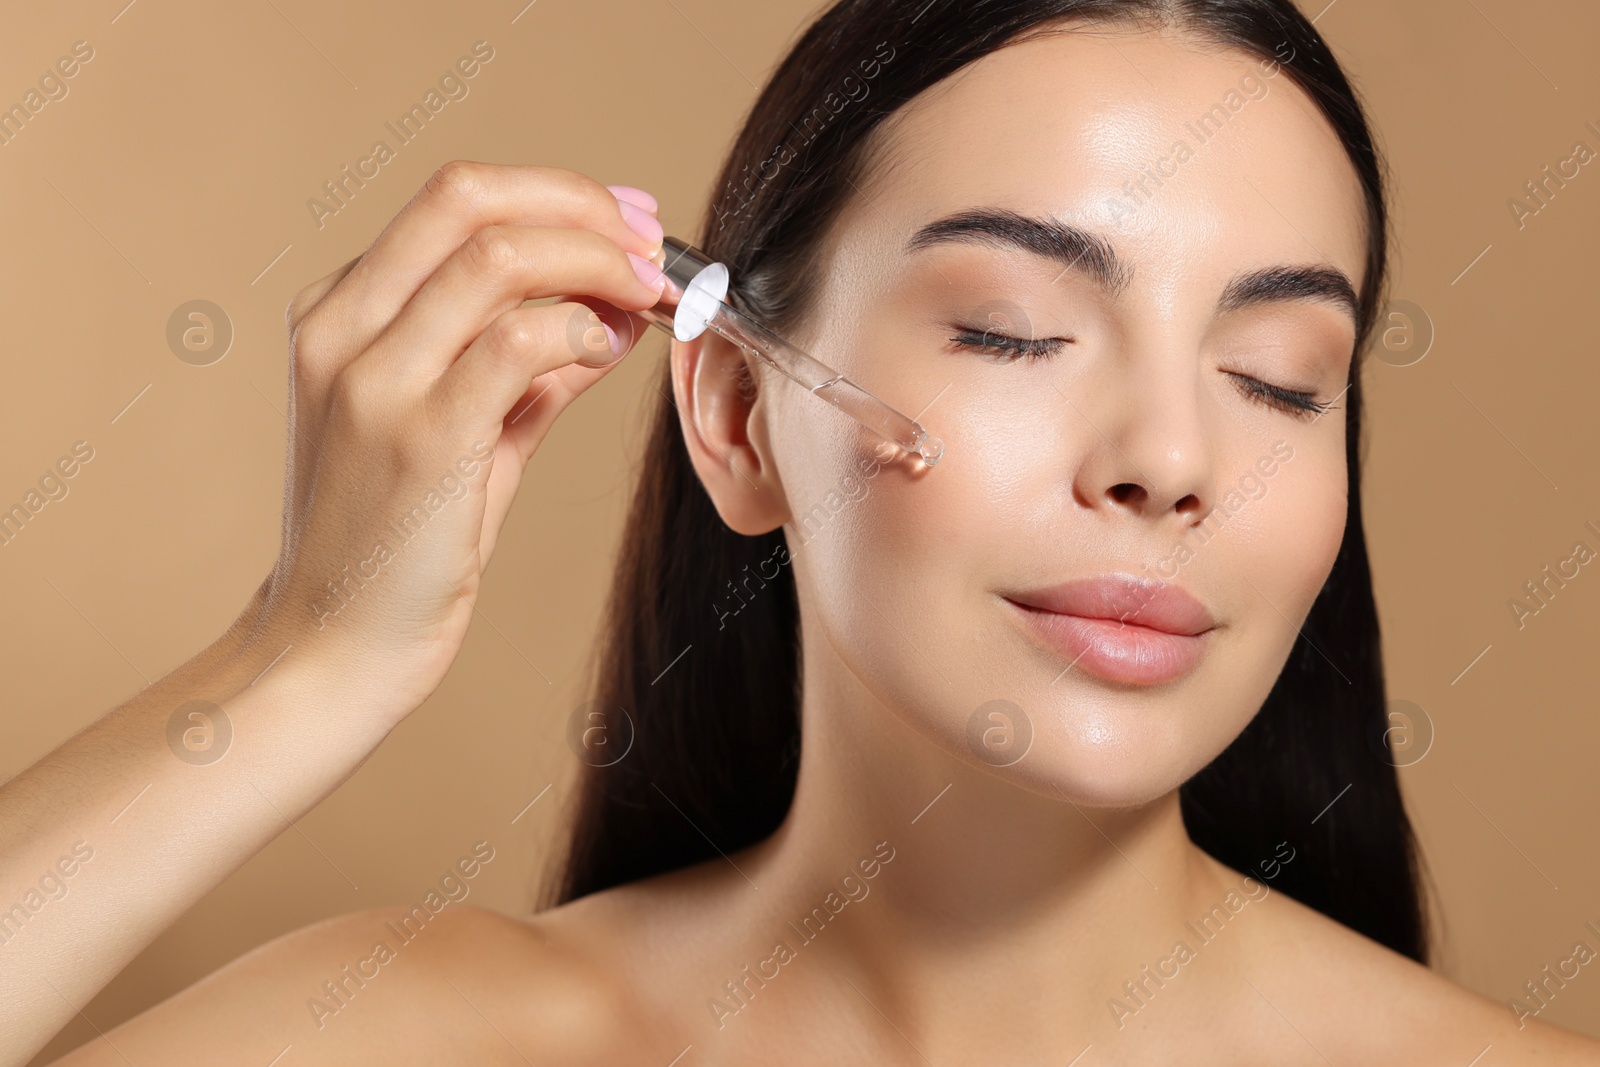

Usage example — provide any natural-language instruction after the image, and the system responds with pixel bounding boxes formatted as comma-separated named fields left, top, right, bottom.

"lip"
left=1002, top=574, right=1217, bottom=686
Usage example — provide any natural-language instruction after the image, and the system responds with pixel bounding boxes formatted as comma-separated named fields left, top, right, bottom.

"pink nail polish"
left=606, top=185, right=658, bottom=214
left=578, top=321, right=626, bottom=367
left=628, top=252, right=666, bottom=291
left=617, top=200, right=665, bottom=251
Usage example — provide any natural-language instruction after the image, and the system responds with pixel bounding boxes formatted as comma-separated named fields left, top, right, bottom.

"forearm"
left=0, top=581, right=396, bottom=1065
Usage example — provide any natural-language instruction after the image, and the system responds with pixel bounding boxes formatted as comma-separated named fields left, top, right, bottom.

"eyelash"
left=948, top=327, right=1335, bottom=421
left=1223, top=372, right=1334, bottom=420
left=949, top=327, right=1067, bottom=363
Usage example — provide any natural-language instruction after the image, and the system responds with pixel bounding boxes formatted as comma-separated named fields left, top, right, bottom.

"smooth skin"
left=6, top=23, right=1599, bottom=1067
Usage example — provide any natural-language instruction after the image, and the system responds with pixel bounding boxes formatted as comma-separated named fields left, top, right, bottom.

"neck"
left=740, top=626, right=1234, bottom=1028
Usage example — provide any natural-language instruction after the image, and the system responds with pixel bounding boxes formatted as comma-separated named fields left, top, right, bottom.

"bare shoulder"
left=43, top=900, right=649, bottom=1066
left=1217, top=858, right=1600, bottom=1064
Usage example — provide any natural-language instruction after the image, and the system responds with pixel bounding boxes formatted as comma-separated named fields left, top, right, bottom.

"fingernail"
left=579, top=321, right=626, bottom=367
left=628, top=252, right=666, bottom=292
left=606, top=185, right=658, bottom=214
left=617, top=200, right=664, bottom=253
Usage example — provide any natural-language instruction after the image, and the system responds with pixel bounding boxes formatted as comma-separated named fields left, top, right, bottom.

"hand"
left=252, top=162, right=667, bottom=724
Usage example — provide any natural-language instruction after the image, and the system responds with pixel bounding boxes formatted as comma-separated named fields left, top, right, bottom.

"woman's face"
left=740, top=25, right=1366, bottom=806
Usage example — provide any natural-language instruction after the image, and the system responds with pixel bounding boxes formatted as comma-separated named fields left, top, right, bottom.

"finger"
left=563, top=296, right=650, bottom=362
left=426, top=301, right=643, bottom=446
left=473, top=308, right=650, bottom=564
left=498, top=301, right=653, bottom=457
left=312, top=162, right=663, bottom=353
left=284, top=254, right=362, bottom=334
left=606, top=184, right=658, bottom=214
left=362, top=225, right=665, bottom=383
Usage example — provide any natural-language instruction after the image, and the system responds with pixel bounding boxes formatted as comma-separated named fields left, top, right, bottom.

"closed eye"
left=948, top=326, right=1069, bottom=363
left=1224, top=371, right=1334, bottom=420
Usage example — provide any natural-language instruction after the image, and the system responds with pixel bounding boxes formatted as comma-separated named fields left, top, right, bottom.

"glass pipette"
left=635, top=236, right=944, bottom=467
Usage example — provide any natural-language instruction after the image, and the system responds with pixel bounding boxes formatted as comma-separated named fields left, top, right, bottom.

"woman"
left=7, top=0, right=1598, bottom=1062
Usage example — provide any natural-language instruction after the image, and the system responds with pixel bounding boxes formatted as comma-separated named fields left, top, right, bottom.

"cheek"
left=1229, top=447, right=1347, bottom=634
left=786, top=399, right=1078, bottom=783
left=1181, top=441, right=1346, bottom=753
left=784, top=424, right=998, bottom=713
left=772, top=330, right=1035, bottom=628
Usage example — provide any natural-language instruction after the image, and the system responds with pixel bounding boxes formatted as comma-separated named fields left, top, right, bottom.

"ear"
left=670, top=328, right=789, bottom=536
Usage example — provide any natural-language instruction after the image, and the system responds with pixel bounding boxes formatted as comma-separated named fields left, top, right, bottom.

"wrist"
left=141, top=575, right=394, bottom=731
left=220, top=625, right=426, bottom=740
left=176, top=565, right=451, bottom=738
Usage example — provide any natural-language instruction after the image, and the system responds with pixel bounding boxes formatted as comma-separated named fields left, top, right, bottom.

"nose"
left=1069, top=346, right=1216, bottom=528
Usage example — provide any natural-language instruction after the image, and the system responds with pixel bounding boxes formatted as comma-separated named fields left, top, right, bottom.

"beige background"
left=2, top=0, right=1596, bottom=1057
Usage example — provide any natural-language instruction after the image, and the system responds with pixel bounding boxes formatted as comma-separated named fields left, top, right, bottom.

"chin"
left=941, top=669, right=1256, bottom=810
left=986, top=726, right=1205, bottom=810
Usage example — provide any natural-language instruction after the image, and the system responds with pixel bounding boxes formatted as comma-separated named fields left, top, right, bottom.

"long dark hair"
left=553, top=0, right=1429, bottom=963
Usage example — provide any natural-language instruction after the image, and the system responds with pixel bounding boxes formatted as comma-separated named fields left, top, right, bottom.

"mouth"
left=1001, top=574, right=1217, bottom=686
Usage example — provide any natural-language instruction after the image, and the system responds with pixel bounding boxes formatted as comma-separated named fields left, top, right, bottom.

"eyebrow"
left=904, top=208, right=1360, bottom=330
left=906, top=208, right=1130, bottom=293
left=1217, top=264, right=1359, bottom=331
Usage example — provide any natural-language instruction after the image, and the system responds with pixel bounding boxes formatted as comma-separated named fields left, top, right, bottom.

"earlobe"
left=670, top=331, right=788, bottom=536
